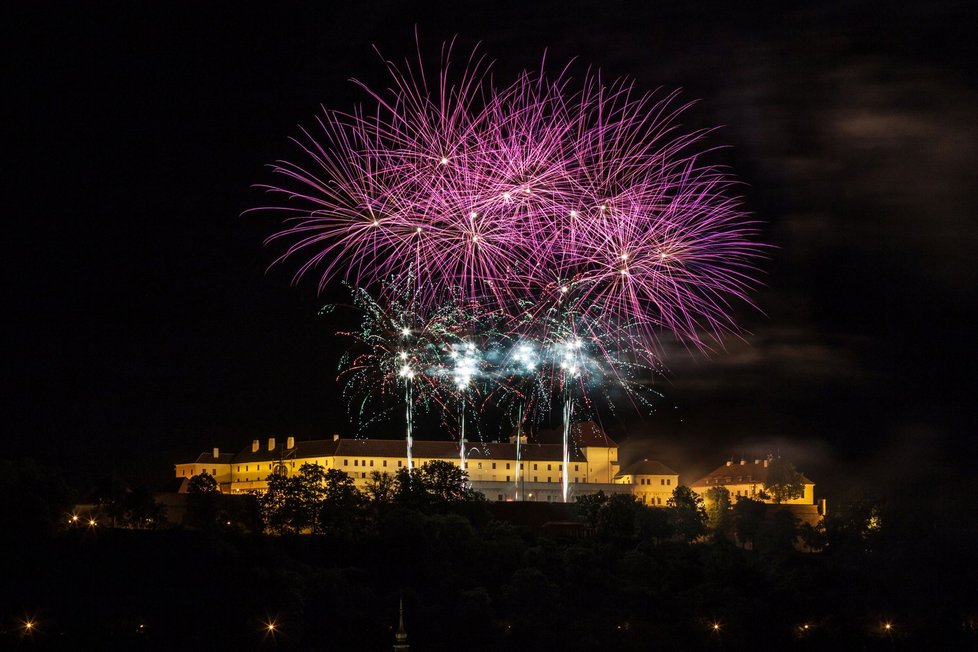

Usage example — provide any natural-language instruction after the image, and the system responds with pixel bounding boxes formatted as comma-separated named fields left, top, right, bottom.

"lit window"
left=398, top=461, right=402, bottom=467
left=667, top=479, right=671, bottom=485
left=533, top=464, right=538, bottom=471
left=547, top=464, right=552, bottom=471
left=344, top=459, right=349, bottom=466
left=354, top=460, right=358, bottom=467
left=558, top=464, right=562, bottom=471
left=506, top=463, right=510, bottom=470
left=370, top=460, right=374, bottom=467
left=383, top=460, right=388, bottom=467
left=361, top=473, right=366, bottom=479
left=478, top=462, right=483, bottom=470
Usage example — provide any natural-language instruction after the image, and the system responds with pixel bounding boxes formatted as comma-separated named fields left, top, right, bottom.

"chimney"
left=287, top=436, right=295, bottom=450
left=267, top=437, right=276, bottom=451
left=725, top=460, right=732, bottom=467
left=213, top=447, right=220, bottom=459
left=754, top=459, right=761, bottom=465
left=251, top=439, right=259, bottom=453
left=740, top=459, right=746, bottom=465
left=333, top=433, right=340, bottom=442
left=763, top=459, right=769, bottom=468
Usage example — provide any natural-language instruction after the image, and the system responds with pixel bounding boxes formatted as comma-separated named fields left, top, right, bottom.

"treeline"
left=2, top=458, right=977, bottom=650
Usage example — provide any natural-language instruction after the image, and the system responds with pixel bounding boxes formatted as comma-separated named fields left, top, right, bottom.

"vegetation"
left=2, top=459, right=977, bottom=650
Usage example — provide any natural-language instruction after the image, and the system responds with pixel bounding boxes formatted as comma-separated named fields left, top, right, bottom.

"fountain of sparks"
left=557, top=336, right=585, bottom=503
left=450, top=341, right=481, bottom=469
left=508, top=342, right=540, bottom=500
left=397, top=328, right=416, bottom=472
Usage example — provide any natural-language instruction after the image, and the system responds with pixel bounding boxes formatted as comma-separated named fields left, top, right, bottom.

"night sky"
left=7, top=2, right=977, bottom=494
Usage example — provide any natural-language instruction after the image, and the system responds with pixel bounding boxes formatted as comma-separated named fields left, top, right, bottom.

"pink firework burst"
left=254, top=40, right=764, bottom=348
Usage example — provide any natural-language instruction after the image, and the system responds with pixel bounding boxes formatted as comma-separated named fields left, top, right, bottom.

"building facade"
left=690, top=458, right=816, bottom=505
left=175, top=422, right=674, bottom=504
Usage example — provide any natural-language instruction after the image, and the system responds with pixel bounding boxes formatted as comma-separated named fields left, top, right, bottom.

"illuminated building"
left=175, top=421, right=675, bottom=503
left=613, top=459, right=679, bottom=506
left=690, top=457, right=816, bottom=505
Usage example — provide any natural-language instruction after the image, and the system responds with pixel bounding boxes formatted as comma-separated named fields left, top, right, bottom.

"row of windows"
left=638, top=477, right=673, bottom=486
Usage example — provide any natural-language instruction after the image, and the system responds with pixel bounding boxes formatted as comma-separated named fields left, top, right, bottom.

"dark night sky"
left=6, top=2, right=978, bottom=494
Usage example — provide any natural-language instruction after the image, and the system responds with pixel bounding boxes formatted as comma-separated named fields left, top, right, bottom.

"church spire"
left=393, top=595, right=409, bottom=651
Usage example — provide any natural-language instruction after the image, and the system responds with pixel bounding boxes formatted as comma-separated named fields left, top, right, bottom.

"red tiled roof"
left=691, top=460, right=813, bottom=487
left=181, top=436, right=591, bottom=466
left=616, top=459, right=677, bottom=478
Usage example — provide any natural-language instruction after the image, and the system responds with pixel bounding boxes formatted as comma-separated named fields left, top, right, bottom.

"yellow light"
left=71, top=515, right=79, bottom=522
left=88, top=519, right=97, bottom=526
left=25, top=621, right=34, bottom=630
left=883, top=622, right=892, bottom=631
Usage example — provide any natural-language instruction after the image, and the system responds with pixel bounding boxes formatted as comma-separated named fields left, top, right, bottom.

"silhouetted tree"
left=733, top=496, right=766, bottom=549
left=798, top=519, right=827, bottom=553
left=186, top=471, right=221, bottom=530
left=317, top=467, right=363, bottom=535
left=668, top=485, right=707, bottom=542
left=122, top=486, right=168, bottom=529
left=636, top=502, right=674, bottom=544
left=0, top=459, right=72, bottom=539
left=764, top=456, right=805, bottom=504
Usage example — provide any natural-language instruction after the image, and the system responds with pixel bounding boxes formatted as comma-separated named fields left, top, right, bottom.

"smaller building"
left=614, top=459, right=679, bottom=506
left=690, top=457, right=815, bottom=505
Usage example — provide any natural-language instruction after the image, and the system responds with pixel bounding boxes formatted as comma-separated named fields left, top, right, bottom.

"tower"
left=393, top=596, right=409, bottom=651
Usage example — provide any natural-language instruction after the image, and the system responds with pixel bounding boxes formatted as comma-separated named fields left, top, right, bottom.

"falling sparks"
left=255, top=42, right=762, bottom=349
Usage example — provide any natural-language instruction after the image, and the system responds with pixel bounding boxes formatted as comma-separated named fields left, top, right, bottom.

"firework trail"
left=257, top=40, right=763, bottom=502
left=256, top=41, right=763, bottom=351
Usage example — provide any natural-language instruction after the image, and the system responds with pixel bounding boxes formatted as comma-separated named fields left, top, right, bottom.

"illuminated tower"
left=393, top=596, right=409, bottom=651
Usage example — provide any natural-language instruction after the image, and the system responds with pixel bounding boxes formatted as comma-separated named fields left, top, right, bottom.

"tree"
left=667, top=485, right=707, bottom=542
left=798, top=519, right=827, bottom=553
left=704, top=485, right=732, bottom=535
left=122, top=486, right=168, bottom=529
left=732, top=496, right=766, bottom=549
left=186, top=471, right=221, bottom=530
left=764, top=456, right=805, bottom=504
left=394, top=461, right=479, bottom=511
left=317, top=468, right=363, bottom=534
left=260, top=471, right=309, bottom=534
